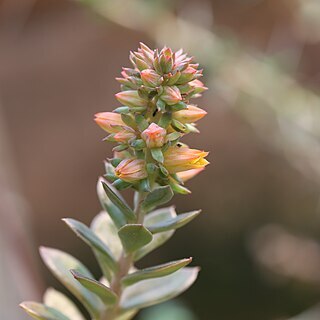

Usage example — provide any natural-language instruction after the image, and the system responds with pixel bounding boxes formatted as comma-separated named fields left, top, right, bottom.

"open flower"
left=115, top=159, right=147, bottom=182
left=173, top=105, right=207, bottom=123
left=141, top=123, right=167, bottom=148
left=164, top=146, right=209, bottom=173
left=94, top=112, right=125, bottom=133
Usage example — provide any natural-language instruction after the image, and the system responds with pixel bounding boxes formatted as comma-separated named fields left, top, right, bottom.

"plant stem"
left=100, top=190, right=146, bottom=320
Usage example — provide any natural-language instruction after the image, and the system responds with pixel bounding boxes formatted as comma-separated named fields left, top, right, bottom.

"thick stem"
left=100, top=190, right=146, bottom=320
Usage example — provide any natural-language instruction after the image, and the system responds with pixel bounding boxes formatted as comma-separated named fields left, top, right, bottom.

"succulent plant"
left=21, top=43, right=209, bottom=320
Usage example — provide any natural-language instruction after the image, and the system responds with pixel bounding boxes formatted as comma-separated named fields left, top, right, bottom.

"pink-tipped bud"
left=163, top=146, right=209, bottom=173
left=113, top=130, right=136, bottom=143
left=115, top=90, right=148, bottom=108
left=94, top=112, right=125, bottom=133
left=140, top=69, right=162, bottom=87
left=141, top=123, right=167, bottom=148
left=189, top=79, right=208, bottom=95
left=177, top=66, right=197, bottom=84
left=115, top=159, right=147, bottom=182
left=161, top=86, right=182, bottom=105
left=173, top=105, right=207, bottom=123
left=177, top=168, right=205, bottom=182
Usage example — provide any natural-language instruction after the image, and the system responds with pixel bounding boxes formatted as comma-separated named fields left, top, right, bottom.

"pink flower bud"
left=189, top=79, right=208, bottom=95
left=161, top=86, right=182, bottom=105
left=115, top=159, right=147, bottom=182
left=173, top=105, right=207, bottom=123
left=115, top=90, right=148, bottom=108
left=177, top=168, right=205, bottom=182
left=94, top=112, right=125, bottom=133
left=141, top=123, right=167, bottom=148
left=113, top=130, right=136, bottom=143
left=163, top=146, right=209, bottom=173
left=140, top=69, right=162, bottom=87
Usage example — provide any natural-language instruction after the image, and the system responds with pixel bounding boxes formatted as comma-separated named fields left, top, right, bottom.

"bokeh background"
left=1, top=0, right=320, bottom=319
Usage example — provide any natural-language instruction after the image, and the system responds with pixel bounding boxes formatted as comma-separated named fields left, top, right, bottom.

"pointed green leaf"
left=151, top=148, right=164, bottom=163
left=134, top=207, right=176, bottom=261
left=43, top=288, right=85, bottom=320
left=122, top=258, right=192, bottom=286
left=71, top=270, right=118, bottom=306
left=39, top=247, right=103, bottom=319
left=120, top=268, right=199, bottom=310
left=63, top=218, right=118, bottom=279
left=148, top=210, right=201, bottom=234
left=141, top=186, right=173, bottom=213
left=97, top=178, right=127, bottom=228
left=20, top=302, right=70, bottom=320
left=91, top=211, right=122, bottom=260
left=118, top=224, right=153, bottom=253
left=102, top=181, right=136, bottom=221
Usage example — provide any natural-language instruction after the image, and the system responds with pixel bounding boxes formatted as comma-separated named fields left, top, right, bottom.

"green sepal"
left=166, top=71, right=181, bottom=86
left=104, top=173, right=117, bottom=182
left=63, top=218, right=118, bottom=278
left=70, top=270, right=118, bottom=306
left=121, top=114, right=137, bottom=130
left=113, top=144, right=129, bottom=152
left=135, top=114, right=149, bottom=132
left=121, top=258, right=192, bottom=287
left=148, top=210, right=201, bottom=234
left=20, top=302, right=70, bottom=320
left=130, top=139, right=146, bottom=150
left=185, top=123, right=200, bottom=133
left=140, top=179, right=151, bottom=192
left=156, top=99, right=166, bottom=112
left=169, top=180, right=191, bottom=194
left=118, top=224, right=153, bottom=253
left=120, top=268, right=199, bottom=311
left=102, top=181, right=136, bottom=222
left=153, top=56, right=162, bottom=74
left=141, top=186, right=174, bottom=213
left=114, top=106, right=130, bottom=114
left=110, top=158, right=122, bottom=167
left=39, top=247, right=104, bottom=319
left=170, top=101, right=187, bottom=112
left=146, top=163, right=158, bottom=175
left=97, top=178, right=127, bottom=229
left=112, top=179, right=132, bottom=190
left=158, top=164, right=169, bottom=177
left=151, top=148, right=164, bottom=163
left=165, top=132, right=181, bottom=142
left=171, top=119, right=187, bottom=133
left=158, top=112, right=172, bottom=129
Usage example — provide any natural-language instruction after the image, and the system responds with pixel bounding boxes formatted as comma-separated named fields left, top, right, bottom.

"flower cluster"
left=95, top=43, right=209, bottom=193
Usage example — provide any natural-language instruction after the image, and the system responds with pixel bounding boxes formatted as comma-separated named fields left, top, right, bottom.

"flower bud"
left=189, top=79, right=208, bottom=95
left=140, top=69, right=162, bottom=87
left=115, top=159, right=147, bottom=182
left=94, top=112, right=125, bottom=133
left=161, top=86, right=182, bottom=105
left=141, top=123, right=167, bottom=148
left=115, top=90, right=148, bottom=108
left=173, top=105, right=207, bottom=123
left=176, top=66, right=197, bottom=84
left=113, top=130, right=136, bottom=143
left=176, top=168, right=205, bottom=182
left=163, top=146, right=209, bottom=173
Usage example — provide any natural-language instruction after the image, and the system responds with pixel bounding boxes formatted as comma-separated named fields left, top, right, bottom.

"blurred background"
left=1, top=0, right=320, bottom=319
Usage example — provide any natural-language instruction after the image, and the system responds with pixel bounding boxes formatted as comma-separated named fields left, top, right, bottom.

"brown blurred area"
left=1, top=0, right=320, bottom=319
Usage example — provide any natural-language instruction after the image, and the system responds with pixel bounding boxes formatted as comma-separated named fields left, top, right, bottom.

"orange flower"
left=173, top=105, right=207, bottom=123
left=115, top=159, right=147, bottom=182
left=163, top=146, right=209, bottom=173
left=177, top=168, right=205, bottom=182
left=94, top=112, right=125, bottom=133
left=141, top=123, right=167, bottom=148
